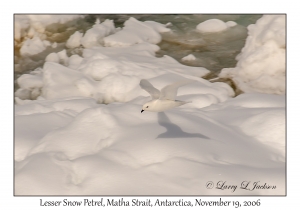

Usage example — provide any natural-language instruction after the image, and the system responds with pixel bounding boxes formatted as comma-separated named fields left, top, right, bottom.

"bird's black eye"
left=146, top=106, right=149, bottom=108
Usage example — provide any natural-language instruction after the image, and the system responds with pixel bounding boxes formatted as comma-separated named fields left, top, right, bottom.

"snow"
left=202, top=93, right=285, bottom=159
left=20, top=37, right=51, bottom=56
left=196, top=19, right=229, bottom=33
left=14, top=93, right=285, bottom=195
left=16, top=42, right=212, bottom=103
left=45, top=49, right=69, bottom=65
left=240, top=109, right=285, bottom=156
left=219, top=15, right=286, bottom=94
left=14, top=15, right=285, bottom=196
left=17, top=73, right=43, bottom=90
left=196, top=19, right=237, bottom=34
left=226, top=21, right=237, bottom=27
left=103, top=17, right=171, bottom=47
left=68, top=54, right=83, bottom=69
left=66, top=31, right=83, bottom=48
left=45, top=52, right=59, bottom=63
left=14, top=15, right=83, bottom=41
left=29, top=106, right=117, bottom=160
left=181, top=54, right=196, bottom=61
left=81, top=19, right=116, bottom=48
left=56, top=49, right=69, bottom=66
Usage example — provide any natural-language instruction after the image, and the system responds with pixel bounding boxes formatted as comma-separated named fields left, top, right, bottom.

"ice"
left=45, top=52, right=59, bottom=63
left=81, top=19, right=116, bottom=48
left=16, top=41, right=215, bottom=104
left=17, top=73, right=43, bottom=90
left=196, top=19, right=229, bottom=33
left=68, top=54, right=83, bottom=69
left=157, top=21, right=248, bottom=71
left=181, top=54, right=196, bottom=61
left=45, top=49, right=69, bottom=66
left=15, top=89, right=32, bottom=100
left=14, top=15, right=30, bottom=41
left=56, top=49, right=69, bottom=66
left=15, top=15, right=85, bottom=74
left=20, top=37, right=51, bottom=56
left=219, top=15, right=286, bottom=94
left=66, top=31, right=83, bottom=48
left=226, top=21, right=237, bottom=27
left=15, top=69, right=43, bottom=100
left=41, top=62, right=99, bottom=100
left=103, top=17, right=171, bottom=47
left=14, top=15, right=83, bottom=41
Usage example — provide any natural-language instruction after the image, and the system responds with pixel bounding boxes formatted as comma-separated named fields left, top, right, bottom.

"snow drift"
left=219, top=15, right=286, bottom=94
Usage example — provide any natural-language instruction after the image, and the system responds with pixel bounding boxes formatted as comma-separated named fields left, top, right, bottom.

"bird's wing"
left=160, top=79, right=195, bottom=100
left=140, top=79, right=160, bottom=99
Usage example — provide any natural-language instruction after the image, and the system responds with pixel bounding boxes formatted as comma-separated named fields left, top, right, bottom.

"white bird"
left=140, top=79, right=194, bottom=113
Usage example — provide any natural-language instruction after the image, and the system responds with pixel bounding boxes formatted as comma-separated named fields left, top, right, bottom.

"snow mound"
left=45, top=52, right=60, bottom=63
left=42, top=62, right=101, bottom=100
left=16, top=43, right=220, bottom=104
left=20, top=37, right=51, bottom=56
left=103, top=17, right=171, bottom=47
left=181, top=54, right=196, bottom=61
left=219, top=15, right=286, bottom=94
left=68, top=54, right=83, bottom=69
left=196, top=19, right=229, bottom=33
left=66, top=31, right=83, bottom=48
left=29, top=106, right=117, bottom=160
left=17, top=73, right=43, bottom=90
left=15, top=69, right=43, bottom=100
left=202, top=92, right=285, bottom=158
left=81, top=19, right=116, bottom=48
left=45, top=49, right=69, bottom=66
left=204, top=93, right=285, bottom=110
left=15, top=112, right=73, bottom=161
left=226, top=21, right=237, bottom=27
left=240, top=109, right=285, bottom=156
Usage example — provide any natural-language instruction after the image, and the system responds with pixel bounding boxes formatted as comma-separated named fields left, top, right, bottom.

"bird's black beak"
left=141, top=109, right=144, bottom=113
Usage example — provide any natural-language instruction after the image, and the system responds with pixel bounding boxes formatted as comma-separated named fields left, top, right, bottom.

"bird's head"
left=141, top=102, right=152, bottom=113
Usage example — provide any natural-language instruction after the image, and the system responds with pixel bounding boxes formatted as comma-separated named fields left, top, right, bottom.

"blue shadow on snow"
left=156, top=112, right=210, bottom=139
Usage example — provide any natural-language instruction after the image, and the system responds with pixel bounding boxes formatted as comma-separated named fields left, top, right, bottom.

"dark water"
left=90, top=14, right=262, bottom=71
